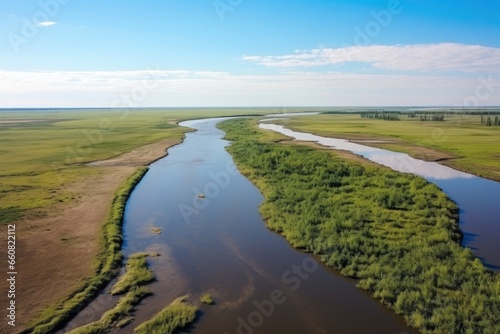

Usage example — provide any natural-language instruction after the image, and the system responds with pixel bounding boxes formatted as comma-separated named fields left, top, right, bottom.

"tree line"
left=360, top=112, right=400, bottom=121
left=481, top=115, right=500, bottom=126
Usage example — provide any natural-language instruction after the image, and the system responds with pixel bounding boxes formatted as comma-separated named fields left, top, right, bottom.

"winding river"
left=259, top=121, right=500, bottom=271
left=63, top=114, right=498, bottom=333
left=118, top=117, right=416, bottom=333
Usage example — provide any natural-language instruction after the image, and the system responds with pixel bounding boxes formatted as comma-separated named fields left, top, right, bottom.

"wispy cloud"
left=37, top=21, right=57, bottom=27
left=243, top=43, right=500, bottom=73
left=1, top=69, right=499, bottom=107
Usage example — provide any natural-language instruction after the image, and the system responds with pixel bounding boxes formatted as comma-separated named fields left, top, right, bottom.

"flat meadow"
left=278, top=113, right=500, bottom=181
left=0, top=108, right=290, bottom=225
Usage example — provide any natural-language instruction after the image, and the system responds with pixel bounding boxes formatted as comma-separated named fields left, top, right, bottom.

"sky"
left=1, top=0, right=500, bottom=107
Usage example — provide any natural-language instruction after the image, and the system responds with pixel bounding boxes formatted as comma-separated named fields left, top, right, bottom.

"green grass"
left=111, top=253, right=155, bottom=295
left=200, top=293, right=214, bottom=305
left=0, top=110, right=187, bottom=226
left=67, top=252, right=155, bottom=334
left=3, top=108, right=309, bottom=331
left=25, top=168, right=149, bottom=334
left=0, top=108, right=301, bottom=226
left=67, top=287, right=151, bottom=334
left=277, top=113, right=500, bottom=181
left=133, top=296, right=198, bottom=334
left=219, top=118, right=500, bottom=334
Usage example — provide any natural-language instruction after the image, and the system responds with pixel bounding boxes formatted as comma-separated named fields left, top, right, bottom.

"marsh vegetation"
left=133, top=296, right=198, bottom=334
left=219, top=118, right=500, bottom=334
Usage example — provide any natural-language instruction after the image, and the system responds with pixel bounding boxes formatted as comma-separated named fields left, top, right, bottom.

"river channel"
left=259, top=121, right=500, bottom=271
left=102, top=117, right=415, bottom=333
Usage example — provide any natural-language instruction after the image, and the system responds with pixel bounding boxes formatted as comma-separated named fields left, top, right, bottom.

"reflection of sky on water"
left=259, top=122, right=500, bottom=270
left=260, top=123, right=473, bottom=180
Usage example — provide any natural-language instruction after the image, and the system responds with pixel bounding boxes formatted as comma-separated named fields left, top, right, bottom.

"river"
left=62, top=117, right=416, bottom=333
left=259, top=122, right=500, bottom=271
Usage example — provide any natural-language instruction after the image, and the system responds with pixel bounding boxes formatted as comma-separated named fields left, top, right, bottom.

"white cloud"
left=1, top=69, right=499, bottom=107
left=243, top=43, right=500, bottom=73
left=37, top=21, right=57, bottom=27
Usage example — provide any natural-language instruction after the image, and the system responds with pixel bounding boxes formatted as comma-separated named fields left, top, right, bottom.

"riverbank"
left=0, top=109, right=293, bottom=333
left=7, top=137, right=184, bottom=333
left=276, top=114, right=500, bottom=182
left=219, top=118, right=500, bottom=334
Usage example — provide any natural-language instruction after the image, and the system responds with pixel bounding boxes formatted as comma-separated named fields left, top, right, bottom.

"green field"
left=219, top=118, right=500, bottom=334
left=0, top=108, right=301, bottom=225
left=0, top=108, right=295, bottom=332
left=276, top=113, right=500, bottom=181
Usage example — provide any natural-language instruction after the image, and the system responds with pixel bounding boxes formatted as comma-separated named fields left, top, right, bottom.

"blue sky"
left=1, top=0, right=500, bottom=107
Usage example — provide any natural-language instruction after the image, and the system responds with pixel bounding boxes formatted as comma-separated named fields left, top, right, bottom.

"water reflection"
left=260, top=123, right=473, bottom=180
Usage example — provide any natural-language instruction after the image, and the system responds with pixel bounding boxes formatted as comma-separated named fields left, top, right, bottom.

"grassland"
left=27, top=168, right=148, bottom=334
left=0, top=110, right=184, bottom=225
left=276, top=113, right=500, bottom=181
left=219, top=118, right=500, bottom=334
left=0, top=108, right=299, bottom=333
left=0, top=108, right=310, bottom=225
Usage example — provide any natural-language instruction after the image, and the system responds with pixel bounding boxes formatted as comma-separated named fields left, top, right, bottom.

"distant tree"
left=486, top=116, right=493, bottom=126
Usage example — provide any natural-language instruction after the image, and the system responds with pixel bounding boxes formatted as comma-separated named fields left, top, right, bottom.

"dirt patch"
left=87, top=138, right=181, bottom=167
left=0, top=119, right=48, bottom=126
left=364, top=141, right=457, bottom=162
left=0, top=137, right=182, bottom=333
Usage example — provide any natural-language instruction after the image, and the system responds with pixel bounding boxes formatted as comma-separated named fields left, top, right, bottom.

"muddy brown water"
left=62, top=117, right=414, bottom=333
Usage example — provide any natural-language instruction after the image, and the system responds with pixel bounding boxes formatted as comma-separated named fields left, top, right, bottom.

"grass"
left=200, top=293, right=214, bottom=305
left=133, top=295, right=198, bottom=334
left=111, top=253, right=155, bottom=295
left=67, top=287, right=151, bottom=334
left=3, top=108, right=303, bottom=331
left=0, top=107, right=301, bottom=226
left=67, top=252, right=155, bottom=334
left=219, top=118, right=500, bottom=334
left=277, top=113, right=500, bottom=181
left=25, top=168, right=149, bottom=334
left=150, top=227, right=162, bottom=234
left=0, top=110, right=187, bottom=226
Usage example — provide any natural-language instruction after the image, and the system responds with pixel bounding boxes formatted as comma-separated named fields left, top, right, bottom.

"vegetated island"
left=218, top=118, right=500, bottom=334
